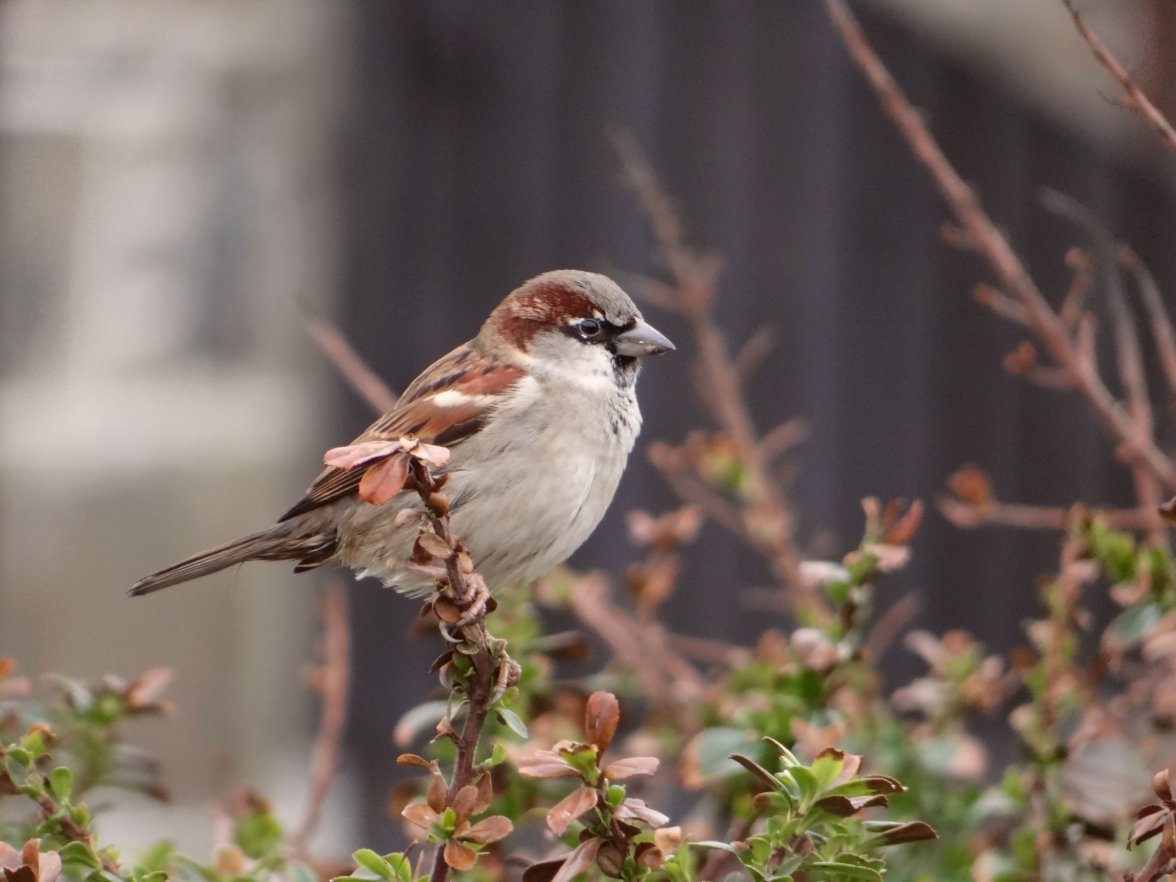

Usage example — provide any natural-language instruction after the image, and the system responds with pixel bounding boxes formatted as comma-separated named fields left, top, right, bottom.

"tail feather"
left=129, top=526, right=337, bottom=596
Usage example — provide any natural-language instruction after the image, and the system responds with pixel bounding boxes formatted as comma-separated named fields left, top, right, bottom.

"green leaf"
left=809, top=751, right=845, bottom=792
left=488, top=743, right=508, bottom=766
left=353, top=849, right=395, bottom=881
left=288, top=862, right=319, bottom=882
left=383, top=853, right=413, bottom=882
left=20, top=729, right=48, bottom=759
left=6, top=746, right=32, bottom=767
left=495, top=708, right=529, bottom=740
left=60, top=842, right=103, bottom=870
left=783, top=765, right=820, bottom=806
left=1107, top=603, right=1162, bottom=651
left=233, top=808, right=284, bottom=860
left=806, top=861, right=883, bottom=882
left=50, top=766, right=74, bottom=800
left=693, top=728, right=762, bottom=781
left=134, top=840, right=175, bottom=874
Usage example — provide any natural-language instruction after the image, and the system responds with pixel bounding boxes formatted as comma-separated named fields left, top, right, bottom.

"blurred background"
left=2, top=0, right=1175, bottom=854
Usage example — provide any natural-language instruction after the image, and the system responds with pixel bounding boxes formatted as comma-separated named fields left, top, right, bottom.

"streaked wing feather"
left=280, top=344, right=523, bottom=521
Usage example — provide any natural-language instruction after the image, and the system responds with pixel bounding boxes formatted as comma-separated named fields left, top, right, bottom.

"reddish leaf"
left=451, top=784, right=480, bottom=825
left=324, top=440, right=402, bottom=470
left=402, top=802, right=439, bottom=836
left=516, top=754, right=580, bottom=779
left=616, top=797, right=670, bottom=827
left=416, top=532, right=454, bottom=560
left=426, top=769, right=447, bottom=814
left=1155, top=768, right=1175, bottom=805
left=444, top=841, right=478, bottom=871
left=877, top=821, right=938, bottom=846
left=603, top=756, right=660, bottom=780
left=395, top=754, right=432, bottom=771
left=522, top=859, right=566, bottom=882
left=584, top=692, right=620, bottom=753
left=815, top=794, right=889, bottom=816
left=547, top=785, right=598, bottom=836
left=550, top=839, right=602, bottom=882
left=465, top=815, right=513, bottom=844
left=359, top=455, right=410, bottom=505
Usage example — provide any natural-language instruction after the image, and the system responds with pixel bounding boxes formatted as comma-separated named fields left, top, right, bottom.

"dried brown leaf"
left=451, top=784, right=480, bottom=825
left=549, top=839, right=602, bottom=882
left=616, top=797, right=670, bottom=828
left=443, top=841, right=478, bottom=872
left=464, top=814, right=513, bottom=845
left=427, top=770, right=447, bottom=814
left=402, top=802, right=439, bottom=836
left=947, top=464, right=993, bottom=507
left=395, top=753, right=434, bottom=771
left=515, top=753, right=580, bottom=779
left=323, top=440, right=402, bottom=470
left=358, top=454, right=410, bottom=505
left=603, top=756, right=660, bottom=780
left=546, top=785, right=598, bottom=836
left=584, top=691, right=620, bottom=753
left=416, top=532, right=454, bottom=560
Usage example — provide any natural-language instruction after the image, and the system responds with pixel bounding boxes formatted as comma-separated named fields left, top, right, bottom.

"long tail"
left=129, top=524, right=337, bottom=597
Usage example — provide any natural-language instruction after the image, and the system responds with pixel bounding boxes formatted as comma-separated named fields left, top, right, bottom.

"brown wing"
left=279, top=343, right=524, bottom=521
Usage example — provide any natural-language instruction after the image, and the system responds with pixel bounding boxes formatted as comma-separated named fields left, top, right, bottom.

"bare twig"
left=301, top=305, right=399, bottom=413
left=1041, top=189, right=1165, bottom=543
left=610, top=129, right=820, bottom=613
left=1122, top=244, right=1176, bottom=401
left=568, top=571, right=704, bottom=726
left=822, top=0, right=1176, bottom=492
left=1062, top=0, right=1176, bottom=156
left=938, top=495, right=1161, bottom=532
left=291, top=581, right=351, bottom=852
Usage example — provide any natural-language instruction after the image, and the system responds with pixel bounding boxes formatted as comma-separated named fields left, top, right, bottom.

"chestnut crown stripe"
left=489, top=282, right=604, bottom=351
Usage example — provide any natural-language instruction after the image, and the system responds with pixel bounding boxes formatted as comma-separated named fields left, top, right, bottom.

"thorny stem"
left=822, top=0, right=1176, bottom=493
left=410, top=463, right=505, bottom=882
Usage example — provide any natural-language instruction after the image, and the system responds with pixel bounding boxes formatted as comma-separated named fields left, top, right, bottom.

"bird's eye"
left=576, top=318, right=603, bottom=339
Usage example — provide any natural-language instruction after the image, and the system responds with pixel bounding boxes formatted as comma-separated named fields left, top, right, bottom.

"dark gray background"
left=329, top=1, right=1176, bottom=843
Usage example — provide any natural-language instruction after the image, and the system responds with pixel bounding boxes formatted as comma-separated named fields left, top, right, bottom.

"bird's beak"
left=614, top=319, right=675, bottom=357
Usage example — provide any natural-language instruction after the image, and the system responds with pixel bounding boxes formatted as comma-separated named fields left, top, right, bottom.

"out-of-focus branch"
left=610, top=129, right=820, bottom=614
left=822, top=0, right=1176, bottom=493
left=1062, top=0, right=1176, bottom=156
left=568, top=571, right=705, bottom=727
left=301, top=305, right=399, bottom=413
left=1122, top=244, right=1176, bottom=401
left=291, top=581, right=351, bottom=853
left=1041, top=190, right=1165, bottom=543
left=939, top=495, right=1161, bottom=533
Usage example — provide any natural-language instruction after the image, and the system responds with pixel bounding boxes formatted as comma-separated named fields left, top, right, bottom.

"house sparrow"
left=130, top=269, right=673, bottom=598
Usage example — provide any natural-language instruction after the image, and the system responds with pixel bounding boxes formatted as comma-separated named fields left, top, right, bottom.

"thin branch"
left=291, top=581, right=351, bottom=853
left=1122, top=244, right=1176, bottom=401
left=568, top=571, right=705, bottom=726
left=938, top=496, right=1163, bottom=532
left=610, top=128, right=819, bottom=613
left=1062, top=0, right=1176, bottom=156
left=300, top=305, right=399, bottom=413
left=822, top=0, right=1176, bottom=492
left=1041, top=189, right=1165, bottom=542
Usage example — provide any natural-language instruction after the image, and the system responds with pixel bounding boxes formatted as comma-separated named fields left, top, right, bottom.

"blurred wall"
left=0, top=0, right=348, bottom=851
